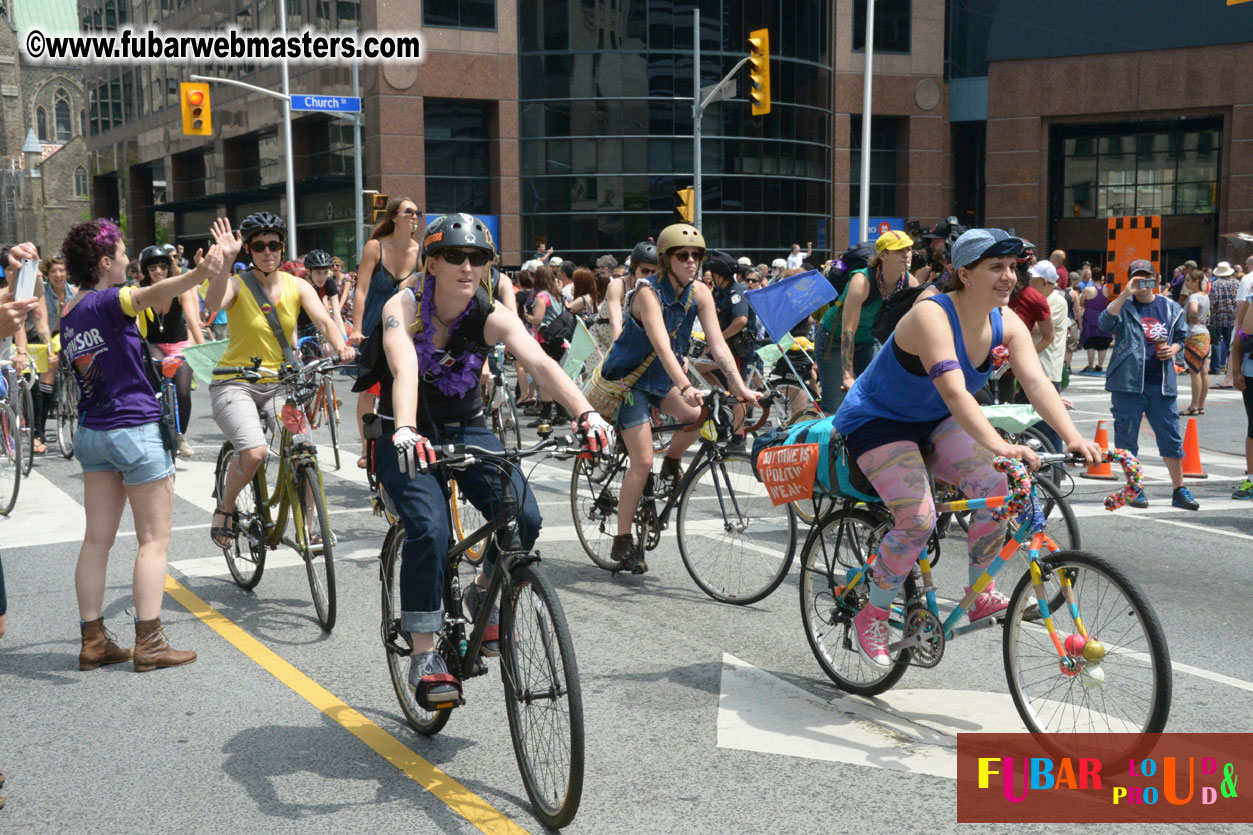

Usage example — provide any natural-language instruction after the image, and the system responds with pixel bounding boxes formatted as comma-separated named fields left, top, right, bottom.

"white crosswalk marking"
left=0, top=467, right=85, bottom=549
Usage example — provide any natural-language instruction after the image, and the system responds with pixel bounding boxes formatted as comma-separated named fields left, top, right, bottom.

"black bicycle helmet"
left=138, top=245, right=172, bottom=271
left=629, top=240, right=659, bottom=266
left=239, top=211, right=287, bottom=242
left=303, top=249, right=333, bottom=270
left=705, top=249, right=737, bottom=280
left=420, top=213, right=495, bottom=261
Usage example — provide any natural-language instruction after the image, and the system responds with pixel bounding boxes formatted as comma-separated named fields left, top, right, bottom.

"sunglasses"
left=636, top=266, right=658, bottom=276
left=670, top=249, right=704, bottom=262
left=399, top=207, right=418, bottom=215
left=439, top=249, right=492, bottom=267
left=249, top=240, right=284, bottom=253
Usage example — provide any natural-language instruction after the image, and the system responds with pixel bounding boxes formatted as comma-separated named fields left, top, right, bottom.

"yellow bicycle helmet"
left=657, top=223, right=706, bottom=255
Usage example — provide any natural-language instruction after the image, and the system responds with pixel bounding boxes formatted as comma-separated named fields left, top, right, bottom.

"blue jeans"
left=1110, top=390, right=1185, bottom=460
left=374, top=425, right=542, bottom=633
left=814, top=327, right=877, bottom=413
left=1210, top=324, right=1233, bottom=373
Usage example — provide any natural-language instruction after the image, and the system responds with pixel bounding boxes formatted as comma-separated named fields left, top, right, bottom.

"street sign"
left=290, top=95, right=361, bottom=113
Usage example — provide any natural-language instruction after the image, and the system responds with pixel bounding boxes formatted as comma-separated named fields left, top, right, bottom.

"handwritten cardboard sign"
left=756, top=443, right=820, bottom=506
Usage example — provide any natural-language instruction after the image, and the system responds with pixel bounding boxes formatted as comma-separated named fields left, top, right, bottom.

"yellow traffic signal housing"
left=371, top=193, right=389, bottom=223
left=180, top=82, right=211, bottom=136
left=748, top=29, right=771, bottom=116
left=677, top=187, right=695, bottom=222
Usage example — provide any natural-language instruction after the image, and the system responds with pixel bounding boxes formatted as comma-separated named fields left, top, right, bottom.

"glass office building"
left=519, top=0, right=832, bottom=263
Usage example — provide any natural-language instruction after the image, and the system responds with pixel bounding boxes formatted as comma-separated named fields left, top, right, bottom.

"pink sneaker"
left=966, top=585, right=1010, bottom=623
left=852, top=604, right=892, bottom=668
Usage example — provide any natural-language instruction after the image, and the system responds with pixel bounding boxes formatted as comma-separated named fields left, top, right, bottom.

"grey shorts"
left=210, top=380, right=277, bottom=452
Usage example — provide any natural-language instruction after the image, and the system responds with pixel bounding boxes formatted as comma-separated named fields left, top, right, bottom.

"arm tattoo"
left=383, top=313, right=400, bottom=330
left=716, top=352, right=738, bottom=380
left=841, top=330, right=856, bottom=377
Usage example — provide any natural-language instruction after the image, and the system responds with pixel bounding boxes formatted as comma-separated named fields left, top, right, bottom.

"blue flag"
left=745, top=269, right=838, bottom=344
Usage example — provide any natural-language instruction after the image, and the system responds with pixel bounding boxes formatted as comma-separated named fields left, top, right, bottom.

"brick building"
left=0, top=0, right=90, bottom=254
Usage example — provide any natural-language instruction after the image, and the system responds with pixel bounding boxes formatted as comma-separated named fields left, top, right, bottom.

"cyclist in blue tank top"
left=834, top=229, right=1102, bottom=669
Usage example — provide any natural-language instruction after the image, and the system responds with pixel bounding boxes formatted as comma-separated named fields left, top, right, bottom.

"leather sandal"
left=210, top=505, right=238, bottom=549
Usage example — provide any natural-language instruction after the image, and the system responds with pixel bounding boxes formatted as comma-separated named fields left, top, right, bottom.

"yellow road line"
left=163, top=575, right=531, bottom=835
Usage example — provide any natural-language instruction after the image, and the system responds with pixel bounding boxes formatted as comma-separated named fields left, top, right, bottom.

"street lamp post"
left=692, top=8, right=751, bottom=231
left=858, top=0, right=876, bottom=243
left=277, top=0, right=297, bottom=259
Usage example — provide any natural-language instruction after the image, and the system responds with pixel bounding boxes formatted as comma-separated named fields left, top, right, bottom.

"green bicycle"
left=212, top=357, right=339, bottom=631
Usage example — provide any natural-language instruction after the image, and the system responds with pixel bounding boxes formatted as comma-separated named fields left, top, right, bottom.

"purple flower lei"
left=413, top=273, right=485, bottom=397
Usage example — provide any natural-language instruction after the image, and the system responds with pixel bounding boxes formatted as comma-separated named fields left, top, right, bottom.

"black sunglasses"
left=439, top=249, right=492, bottom=267
left=249, top=240, right=284, bottom=253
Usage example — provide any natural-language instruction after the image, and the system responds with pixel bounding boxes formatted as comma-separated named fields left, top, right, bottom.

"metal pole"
left=692, top=7, right=701, bottom=229
left=858, top=0, right=876, bottom=243
left=278, top=0, right=297, bottom=259
left=352, top=30, right=364, bottom=260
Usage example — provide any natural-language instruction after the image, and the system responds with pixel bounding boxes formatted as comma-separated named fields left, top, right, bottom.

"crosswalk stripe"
left=0, top=468, right=85, bottom=549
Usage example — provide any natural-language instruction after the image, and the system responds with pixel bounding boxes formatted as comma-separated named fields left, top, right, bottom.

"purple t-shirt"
left=60, top=287, right=161, bottom=430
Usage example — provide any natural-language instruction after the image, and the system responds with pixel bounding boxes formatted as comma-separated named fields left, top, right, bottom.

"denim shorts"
left=616, top=386, right=668, bottom=429
left=76, top=422, right=174, bottom=485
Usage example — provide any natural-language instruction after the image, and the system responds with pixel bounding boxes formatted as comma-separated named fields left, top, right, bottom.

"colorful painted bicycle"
left=799, top=449, right=1172, bottom=737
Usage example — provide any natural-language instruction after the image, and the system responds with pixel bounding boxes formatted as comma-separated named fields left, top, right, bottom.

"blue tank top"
left=834, top=294, right=1003, bottom=435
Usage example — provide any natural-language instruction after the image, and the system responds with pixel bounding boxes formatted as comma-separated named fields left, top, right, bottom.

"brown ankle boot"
left=133, top=617, right=197, bottom=672
left=78, top=618, right=133, bottom=670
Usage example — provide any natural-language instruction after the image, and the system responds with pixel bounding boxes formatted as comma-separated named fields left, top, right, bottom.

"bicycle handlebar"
left=435, top=434, right=580, bottom=470
left=995, top=449, right=1143, bottom=515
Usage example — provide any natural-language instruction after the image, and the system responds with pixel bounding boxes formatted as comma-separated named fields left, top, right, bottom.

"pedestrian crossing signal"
left=371, top=193, right=389, bottom=223
left=748, top=29, right=771, bottom=116
left=677, top=187, right=695, bottom=222
left=180, top=83, right=211, bottom=136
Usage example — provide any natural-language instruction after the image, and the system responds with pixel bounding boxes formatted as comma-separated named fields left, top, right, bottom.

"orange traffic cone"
left=1181, top=417, right=1208, bottom=479
left=1079, top=420, right=1117, bottom=480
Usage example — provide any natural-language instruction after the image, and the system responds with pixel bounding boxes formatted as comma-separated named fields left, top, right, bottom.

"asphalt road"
left=2, top=370, right=1251, bottom=834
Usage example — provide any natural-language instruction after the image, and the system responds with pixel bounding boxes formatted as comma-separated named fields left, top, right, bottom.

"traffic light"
left=748, top=29, right=771, bottom=116
left=371, top=193, right=389, bottom=223
left=180, top=82, right=211, bottom=136
left=677, top=187, right=695, bottom=222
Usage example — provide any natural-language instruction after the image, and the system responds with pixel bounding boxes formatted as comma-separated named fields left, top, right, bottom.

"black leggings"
left=1244, top=385, right=1253, bottom=440
left=33, top=375, right=55, bottom=442
left=0, top=551, right=7, bottom=617
left=149, top=345, right=194, bottom=434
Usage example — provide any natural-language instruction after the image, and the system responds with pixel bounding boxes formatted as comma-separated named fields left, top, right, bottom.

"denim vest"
left=601, top=274, right=697, bottom=396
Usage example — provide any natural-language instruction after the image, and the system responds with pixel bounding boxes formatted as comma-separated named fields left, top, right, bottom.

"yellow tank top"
left=215, top=272, right=302, bottom=380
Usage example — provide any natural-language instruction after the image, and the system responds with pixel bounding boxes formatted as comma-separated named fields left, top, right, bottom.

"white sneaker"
left=176, top=435, right=194, bottom=459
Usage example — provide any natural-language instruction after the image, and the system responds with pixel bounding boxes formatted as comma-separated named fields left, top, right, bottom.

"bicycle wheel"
left=214, top=442, right=266, bottom=589
left=323, top=375, right=341, bottom=470
left=17, top=378, right=33, bottom=476
left=798, top=506, right=911, bottom=695
left=569, top=451, right=627, bottom=570
left=500, top=563, right=584, bottom=829
left=295, top=463, right=336, bottom=631
left=381, top=524, right=452, bottom=735
left=1003, top=550, right=1171, bottom=735
left=0, top=400, right=21, bottom=516
left=676, top=450, right=797, bottom=604
left=494, top=384, right=522, bottom=452
left=57, top=370, right=77, bottom=459
left=449, top=478, right=486, bottom=566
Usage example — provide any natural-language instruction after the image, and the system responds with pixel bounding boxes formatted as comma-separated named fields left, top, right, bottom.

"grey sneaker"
left=176, top=434, right=194, bottom=459
left=408, top=651, right=459, bottom=707
left=464, top=583, right=500, bottom=657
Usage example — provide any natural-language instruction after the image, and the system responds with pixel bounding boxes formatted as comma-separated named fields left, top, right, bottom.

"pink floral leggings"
left=855, top=416, right=1008, bottom=608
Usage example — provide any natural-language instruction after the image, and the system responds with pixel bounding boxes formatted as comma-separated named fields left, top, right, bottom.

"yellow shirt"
left=215, top=272, right=301, bottom=379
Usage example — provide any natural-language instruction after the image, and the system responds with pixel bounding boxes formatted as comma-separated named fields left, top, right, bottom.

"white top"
left=785, top=252, right=805, bottom=269
left=1185, top=292, right=1210, bottom=336
left=1038, top=290, right=1069, bottom=383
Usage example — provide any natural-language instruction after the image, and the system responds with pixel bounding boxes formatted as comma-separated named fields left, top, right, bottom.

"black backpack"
left=871, top=284, right=928, bottom=345
left=825, top=241, right=876, bottom=298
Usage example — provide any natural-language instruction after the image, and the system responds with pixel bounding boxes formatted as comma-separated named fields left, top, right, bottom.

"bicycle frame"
left=833, top=483, right=1066, bottom=642
left=248, top=399, right=323, bottom=553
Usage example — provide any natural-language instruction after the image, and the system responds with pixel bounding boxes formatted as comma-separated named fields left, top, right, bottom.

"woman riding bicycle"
left=834, top=228, right=1101, bottom=668
left=600, top=223, right=759, bottom=573
left=360, top=212, right=611, bottom=705
left=136, top=244, right=206, bottom=459
left=204, top=211, right=355, bottom=549
left=296, top=248, right=347, bottom=359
